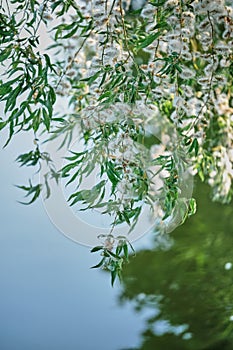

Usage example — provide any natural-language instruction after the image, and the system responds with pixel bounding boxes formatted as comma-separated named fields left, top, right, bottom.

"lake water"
left=1, top=132, right=233, bottom=349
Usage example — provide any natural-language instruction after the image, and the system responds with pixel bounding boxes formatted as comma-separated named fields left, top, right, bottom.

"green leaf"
left=0, top=119, right=7, bottom=130
left=32, top=109, right=41, bottom=132
left=111, top=269, right=117, bottom=287
left=138, top=32, right=161, bottom=50
left=153, top=21, right=168, bottom=30
left=65, top=170, right=80, bottom=186
left=198, top=169, right=205, bottom=182
left=80, top=71, right=102, bottom=85
left=68, top=180, right=106, bottom=207
left=16, top=148, right=41, bottom=167
left=123, top=244, right=129, bottom=260
left=116, top=245, right=123, bottom=256
left=98, top=91, right=112, bottom=101
left=149, top=0, right=167, bottom=6
left=122, top=211, right=131, bottom=225
left=68, top=190, right=86, bottom=205
left=44, top=174, right=51, bottom=199
left=3, top=119, right=14, bottom=147
left=0, top=49, right=11, bottom=62
left=62, top=24, right=80, bottom=39
left=65, top=151, right=87, bottom=161
left=91, top=257, right=106, bottom=269
left=0, top=81, right=13, bottom=96
left=48, top=86, right=56, bottom=104
left=16, top=182, right=41, bottom=205
left=106, top=161, right=121, bottom=189
left=42, top=108, right=50, bottom=131
left=188, top=198, right=197, bottom=216
left=107, top=250, right=120, bottom=259
left=174, top=64, right=182, bottom=73
left=189, top=138, right=199, bottom=157
left=91, top=246, right=104, bottom=253
left=61, top=161, right=80, bottom=177
left=5, top=84, right=22, bottom=112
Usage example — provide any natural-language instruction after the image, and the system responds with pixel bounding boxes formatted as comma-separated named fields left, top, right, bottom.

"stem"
left=5, top=0, right=11, bottom=16
left=119, top=0, right=140, bottom=77
left=33, top=0, right=49, bottom=36
left=55, top=29, right=93, bottom=89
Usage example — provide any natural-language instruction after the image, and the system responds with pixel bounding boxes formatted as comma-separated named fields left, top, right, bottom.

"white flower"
left=170, top=110, right=178, bottom=122
left=182, top=11, right=195, bottom=20
left=222, top=172, right=232, bottom=195
left=220, top=58, right=230, bottom=67
left=173, top=96, right=185, bottom=108
left=181, top=85, right=193, bottom=98
left=182, top=11, right=195, bottom=26
left=198, top=19, right=211, bottom=31
left=194, top=1, right=209, bottom=14
left=222, top=29, right=231, bottom=40
left=165, top=0, right=179, bottom=8
left=167, top=15, right=180, bottom=27
left=215, top=43, right=230, bottom=54
left=93, top=11, right=107, bottom=21
left=213, top=75, right=227, bottom=84
left=181, top=27, right=191, bottom=37
left=228, top=149, right=233, bottom=162
left=152, top=201, right=164, bottom=218
left=140, top=4, right=156, bottom=19
left=198, top=77, right=211, bottom=87
left=186, top=97, right=203, bottom=115
left=179, top=67, right=195, bottom=80
left=165, top=32, right=180, bottom=40
left=153, top=88, right=163, bottom=99
left=181, top=51, right=192, bottom=61
left=168, top=39, right=182, bottom=53
left=93, top=0, right=106, bottom=7
left=209, top=170, right=217, bottom=178
left=113, top=102, right=131, bottom=116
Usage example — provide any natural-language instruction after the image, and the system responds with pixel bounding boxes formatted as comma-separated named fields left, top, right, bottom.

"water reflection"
left=119, top=179, right=233, bottom=350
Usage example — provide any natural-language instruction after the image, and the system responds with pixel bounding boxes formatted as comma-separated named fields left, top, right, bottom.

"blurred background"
left=1, top=128, right=233, bottom=350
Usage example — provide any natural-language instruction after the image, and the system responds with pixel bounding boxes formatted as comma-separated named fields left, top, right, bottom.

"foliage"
left=91, top=234, right=135, bottom=286
left=0, top=0, right=233, bottom=284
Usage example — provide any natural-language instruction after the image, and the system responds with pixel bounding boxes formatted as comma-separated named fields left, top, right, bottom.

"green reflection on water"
left=120, top=179, right=233, bottom=350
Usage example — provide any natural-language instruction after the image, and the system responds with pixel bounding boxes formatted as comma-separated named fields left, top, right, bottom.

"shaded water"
left=119, top=179, right=233, bottom=349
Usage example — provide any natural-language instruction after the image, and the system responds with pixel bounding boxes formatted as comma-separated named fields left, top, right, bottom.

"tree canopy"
left=0, top=0, right=233, bottom=283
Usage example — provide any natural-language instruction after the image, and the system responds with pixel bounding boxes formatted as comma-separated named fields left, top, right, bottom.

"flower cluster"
left=47, top=0, right=233, bottom=227
left=1, top=0, right=233, bottom=284
left=1, top=0, right=233, bottom=237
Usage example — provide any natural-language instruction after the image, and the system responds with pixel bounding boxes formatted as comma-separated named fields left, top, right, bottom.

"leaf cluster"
left=91, top=237, right=135, bottom=286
